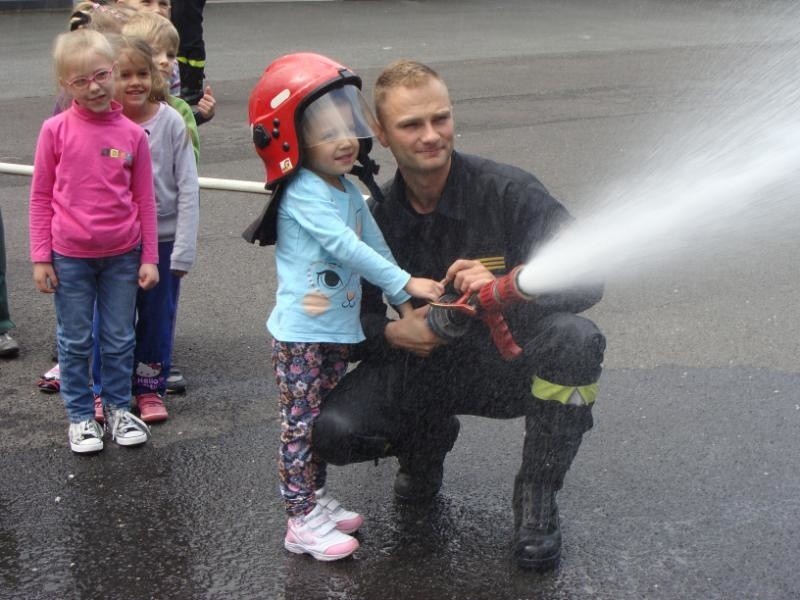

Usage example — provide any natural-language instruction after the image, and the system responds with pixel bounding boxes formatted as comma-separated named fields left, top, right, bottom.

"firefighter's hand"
left=385, top=304, right=444, bottom=358
left=33, top=262, right=57, bottom=293
left=445, top=259, right=495, bottom=294
left=138, top=264, right=159, bottom=290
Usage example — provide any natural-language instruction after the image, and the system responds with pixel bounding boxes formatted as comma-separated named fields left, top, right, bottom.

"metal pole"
left=0, top=162, right=269, bottom=196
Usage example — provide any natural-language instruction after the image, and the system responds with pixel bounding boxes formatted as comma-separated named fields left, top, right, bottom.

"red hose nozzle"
left=476, top=266, right=533, bottom=313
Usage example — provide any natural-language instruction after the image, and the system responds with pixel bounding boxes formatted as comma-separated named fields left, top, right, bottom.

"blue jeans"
left=53, top=250, right=139, bottom=422
left=91, top=241, right=180, bottom=396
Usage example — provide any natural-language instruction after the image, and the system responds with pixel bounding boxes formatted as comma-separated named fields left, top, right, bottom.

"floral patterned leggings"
left=272, top=340, right=350, bottom=517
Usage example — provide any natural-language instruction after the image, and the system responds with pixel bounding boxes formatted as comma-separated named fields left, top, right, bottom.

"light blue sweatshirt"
left=267, top=168, right=411, bottom=343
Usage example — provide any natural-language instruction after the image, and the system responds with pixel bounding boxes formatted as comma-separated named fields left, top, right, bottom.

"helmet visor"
left=300, top=85, right=378, bottom=148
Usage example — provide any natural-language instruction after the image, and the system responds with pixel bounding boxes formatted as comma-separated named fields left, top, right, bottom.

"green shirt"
left=167, top=95, right=200, bottom=164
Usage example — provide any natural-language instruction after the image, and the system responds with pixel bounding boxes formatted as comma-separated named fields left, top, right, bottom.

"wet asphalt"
left=1, top=1, right=800, bottom=599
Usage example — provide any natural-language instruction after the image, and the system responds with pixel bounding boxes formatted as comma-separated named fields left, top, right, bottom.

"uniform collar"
left=385, top=151, right=467, bottom=231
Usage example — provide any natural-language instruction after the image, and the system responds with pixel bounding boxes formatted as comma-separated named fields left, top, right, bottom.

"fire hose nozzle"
left=476, top=265, right=534, bottom=312
left=426, top=266, right=535, bottom=361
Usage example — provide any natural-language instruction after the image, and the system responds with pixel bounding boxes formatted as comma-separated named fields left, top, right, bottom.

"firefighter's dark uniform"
left=171, top=0, right=206, bottom=103
left=314, top=151, right=606, bottom=570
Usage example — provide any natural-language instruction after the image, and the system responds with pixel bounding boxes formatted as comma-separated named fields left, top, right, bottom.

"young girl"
left=110, top=34, right=199, bottom=422
left=122, top=13, right=213, bottom=395
left=35, top=1, right=139, bottom=394
left=30, top=29, right=158, bottom=453
left=248, top=53, right=444, bottom=561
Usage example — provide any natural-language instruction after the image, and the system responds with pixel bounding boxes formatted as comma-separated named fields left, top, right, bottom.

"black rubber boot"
left=513, top=402, right=593, bottom=571
left=394, top=416, right=460, bottom=502
left=179, top=62, right=205, bottom=105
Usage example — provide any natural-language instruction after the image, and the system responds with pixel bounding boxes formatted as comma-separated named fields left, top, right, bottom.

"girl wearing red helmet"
left=248, top=53, right=444, bottom=561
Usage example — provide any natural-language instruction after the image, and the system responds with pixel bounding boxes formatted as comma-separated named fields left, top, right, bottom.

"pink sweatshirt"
left=29, top=100, right=158, bottom=265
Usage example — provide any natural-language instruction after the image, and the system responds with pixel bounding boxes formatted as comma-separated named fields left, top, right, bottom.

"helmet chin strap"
left=350, top=138, right=385, bottom=203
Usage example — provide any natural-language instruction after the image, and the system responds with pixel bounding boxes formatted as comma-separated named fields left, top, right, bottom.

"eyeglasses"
left=65, top=66, right=115, bottom=90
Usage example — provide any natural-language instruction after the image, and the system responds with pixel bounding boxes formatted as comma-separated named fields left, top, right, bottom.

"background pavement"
left=1, top=1, right=799, bottom=598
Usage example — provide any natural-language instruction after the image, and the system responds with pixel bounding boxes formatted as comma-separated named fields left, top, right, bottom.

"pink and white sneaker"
left=315, top=487, right=363, bottom=534
left=37, top=363, right=61, bottom=394
left=284, top=504, right=359, bottom=561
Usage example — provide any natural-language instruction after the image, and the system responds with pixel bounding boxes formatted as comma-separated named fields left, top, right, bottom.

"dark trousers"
left=0, top=208, right=13, bottom=334
left=313, top=312, right=605, bottom=465
left=171, top=0, right=207, bottom=89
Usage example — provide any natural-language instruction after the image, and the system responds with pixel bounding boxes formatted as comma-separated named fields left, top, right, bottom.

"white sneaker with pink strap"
left=315, top=487, right=364, bottom=534
left=284, top=504, right=359, bottom=561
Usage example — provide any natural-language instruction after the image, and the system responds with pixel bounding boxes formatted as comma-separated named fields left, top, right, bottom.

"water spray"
left=428, top=23, right=800, bottom=358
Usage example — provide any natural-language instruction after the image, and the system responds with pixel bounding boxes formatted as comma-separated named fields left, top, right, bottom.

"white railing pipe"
left=0, top=162, right=269, bottom=195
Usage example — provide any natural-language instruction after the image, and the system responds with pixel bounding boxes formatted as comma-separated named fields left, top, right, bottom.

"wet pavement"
left=3, top=367, right=799, bottom=599
left=2, top=1, right=800, bottom=599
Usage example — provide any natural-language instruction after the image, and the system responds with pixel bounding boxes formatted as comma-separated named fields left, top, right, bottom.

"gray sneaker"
left=104, top=406, right=151, bottom=447
left=166, top=367, right=187, bottom=394
left=68, top=419, right=104, bottom=454
left=0, top=332, right=19, bottom=357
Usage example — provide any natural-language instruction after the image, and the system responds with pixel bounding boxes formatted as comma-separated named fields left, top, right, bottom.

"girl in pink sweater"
left=29, top=29, right=159, bottom=454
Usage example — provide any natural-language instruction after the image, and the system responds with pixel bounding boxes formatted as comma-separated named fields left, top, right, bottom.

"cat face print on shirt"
left=301, top=261, right=358, bottom=316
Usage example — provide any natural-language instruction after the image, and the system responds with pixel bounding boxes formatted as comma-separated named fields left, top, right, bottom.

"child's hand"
left=404, top=277, right=445, bottom=302
left=396, top=300, right=414, bottom=318
left=171, top=269, right=187, bottom=279
left=138, top=263, right=159, bottom=290
left=196, top=85, right=216, bottom=120
left=33, top=262, right=57, bottom=293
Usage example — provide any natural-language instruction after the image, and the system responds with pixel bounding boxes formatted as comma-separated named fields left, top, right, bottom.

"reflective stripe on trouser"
left=177, top=57, right=205, bottom=69
left=531, top=376, right=598, bottom=406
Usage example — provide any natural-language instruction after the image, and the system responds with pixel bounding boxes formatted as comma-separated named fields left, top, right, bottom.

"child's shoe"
left=0, top=332, right=19, bottom=357
left=68, top=419, right=104, bottom=454
left=315, top=487, right=363, bottom=534
left=136, top=393, right=168, bottom=423
left=104, top=406, right=150, bottom=447
left=165, top=367, right=187, bottom=394
left=37, top=363, right=60, bottom=394
left=94, top=395, right=104, bottom=424
left=284, top=504, right=359, bottom=561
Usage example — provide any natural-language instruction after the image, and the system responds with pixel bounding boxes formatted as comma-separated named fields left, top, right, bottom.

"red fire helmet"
left=248, top=52, right=367, bottom=186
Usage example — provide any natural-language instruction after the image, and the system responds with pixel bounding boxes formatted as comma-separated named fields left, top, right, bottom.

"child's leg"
left=90, top=303, right=102, bottom=396
left=312, top=344, right=351, bottom=492
left=133, top=242, right=179, bottom=397
left=273, top=341, right=349, bottom=517
left=52, top=254, right=98, bottom=422
left=94, top=250, right=139, bottom=410
left=0, top=207, right=16, bottom=336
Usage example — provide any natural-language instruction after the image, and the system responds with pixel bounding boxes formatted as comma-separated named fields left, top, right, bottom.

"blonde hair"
left=69, top=1, right=137, bottom=33
left=53, top=28, right=115, bottom=84
left=373, top=59, right=445, bottom=120
left=122, top=11, right=180, bottom=54
left=110, top=34, right=168, bottom=103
